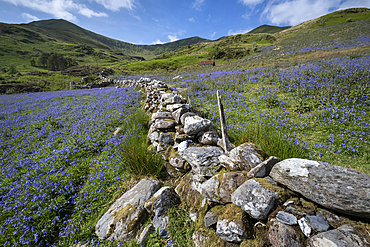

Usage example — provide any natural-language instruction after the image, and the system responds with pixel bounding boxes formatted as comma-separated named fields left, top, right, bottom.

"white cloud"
left=238, top=0, right=264, bottom=6
left=152, top=39, right=165, bottom=44
left=2, top=0, right=107, bottom=21
left=189, top=17, right=195, bottom=22
left=168, top=34, right=179, bottom=42
left=94, top=0, right=136, bottom=12
left=261, top=0, right=369, bottom=26
left=228, top=28, right=251, bottom=35
left=339, top=0, right=370, bottom=9
left=210, top=31, right=216, bottom=39
left=192, top=0, right=205, bottom=10
left=242, top=13, right=250, bottom=20
left=21, top=13, right=40, bottom=22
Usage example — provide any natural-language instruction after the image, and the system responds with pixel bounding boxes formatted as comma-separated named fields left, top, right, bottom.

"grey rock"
left=199, top=174, right=220, bottom=203
left=152, top=119, right=176, bottom=131
left=148, top=131, right=159, bottom=143
left=161, top=93, right=182, bottom=104
left=247, top=156, right=280, bottom=178
left=152, top=215, right=170, bottom=238
left=216, top=204, right=252, bottom=243
left=169, top=156, right=186, bottom=169
left=136, top=224, right=154, bottom=245
left=276, top=211, right=298, bottom=225
left=151, top=111, right=174, bottom=121
left=268, top=220, right=303, bottom=247
left=298, top=217, right=311, bottom=237
left=267, top=176, right=278, bottom=185
left=177, top=140, right=189, bottom=153
left=231, top=179, right=278, bottom=220
left=286, top=206, right=306, bottom=217
left=95, top=179, right=162, bottom=241
left=308, top=225, right=370, bottom=247
left=219, top=172, right=246, bottom=203
left=144, top=186, right=169, bottom=214
left=270, top=158, right=370, bottom=219
left=204, top=211, right=218, bottom=228
left=198, top=130, right=219, bottom=145
left=180, top=112, right=197, bottom=125
left=153, top=188, right=181, bottom=216
left=158, top=133, right=174, bottom=147
left=167, top=103, right=190, bottom=112
left=184, top=115, right=213, bottom=135
left=172, top=106, right=190, bottom=124
left=306, top=215, right=330, bottom=232
left=219, top=143, right=263, bottom=171
left=180, top=146, right=224, bottom=181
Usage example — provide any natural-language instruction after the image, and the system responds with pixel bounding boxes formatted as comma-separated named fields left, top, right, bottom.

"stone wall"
left=94, top=77, right=370, bottom=247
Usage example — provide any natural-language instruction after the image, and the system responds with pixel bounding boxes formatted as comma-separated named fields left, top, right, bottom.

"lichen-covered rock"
left=199, top=174, right=220, bottom=203
left=95, top=179, right=162, bottom=241
left=247, top=156, right=280, bottom=178
left=231, top=179, right=278, bottom=220
left=268, top=220, right=303, bottom=247
left=270, top=158, right=370, bottom=219
left=152, top=188, right=181, bottom=216
left=160, top=92, right=182, bottom=104
left=183, top=115, right=213, bottom=135
left=180, top=146, right=224, bottom=182
left=175, top=173, right=206, bottom=218
left=306, top=215, right=330, bottom=232
left=172, top=106, right=190, bottom=124
left=276, top=211, right=297, bottom=225
left=158, top=132, right=174, bottom=147
left=308, top=225, right=370, bottom=247
left=220, top=172, right=246, bottom=203
left=219, top=143, right=263, bottom=171
left=152, top=119, right=176, bottom=131
left=216, top=204, right=253, bottom=243
left=198, top=130, right=220, bottom=145
left=317, top=209, right=341, bottom=228
left=151, top=111, right=174, bottom=121
left=167, top=103, right=190, bottom=112
left=193, top=228, right=239, bottom=247
left=298, top=217, right=311, bottom=237
left=180, top=112, right=197, bottom=125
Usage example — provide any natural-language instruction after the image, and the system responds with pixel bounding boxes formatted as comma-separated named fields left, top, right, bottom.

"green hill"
left=0, top=19, right=210, bottom=72
left=248, top=24, right=291, bottom=34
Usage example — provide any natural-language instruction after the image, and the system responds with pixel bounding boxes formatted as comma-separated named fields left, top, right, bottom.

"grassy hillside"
left=248, top=24, right=291, bottom=34
left=0, top=19, right=210, bottom=73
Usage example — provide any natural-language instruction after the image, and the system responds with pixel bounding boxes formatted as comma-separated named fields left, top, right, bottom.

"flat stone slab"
left=270, top=158, right=370, bottom=219
left=95, top=179, right=162, bottom=241
left=183, top=115, right=213, bottom=135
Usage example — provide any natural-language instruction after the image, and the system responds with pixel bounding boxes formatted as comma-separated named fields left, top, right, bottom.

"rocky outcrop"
left=270, top=158, right=370, bottom=219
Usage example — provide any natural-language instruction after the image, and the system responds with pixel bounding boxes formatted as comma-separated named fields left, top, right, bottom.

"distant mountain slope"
left=248, top=24, right=291, bottom=34
left=25, top=19, right=210, bottom=59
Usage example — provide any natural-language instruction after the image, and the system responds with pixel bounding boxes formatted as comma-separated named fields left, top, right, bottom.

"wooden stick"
left=217, top=90, right=230, bottom=152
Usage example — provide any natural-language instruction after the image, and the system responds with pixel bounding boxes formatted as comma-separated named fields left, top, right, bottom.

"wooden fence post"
left=217, top=90, right=230, bottom=153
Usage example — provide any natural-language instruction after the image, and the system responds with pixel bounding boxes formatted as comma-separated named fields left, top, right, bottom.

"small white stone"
left=298, top=217, right=311, bottom=237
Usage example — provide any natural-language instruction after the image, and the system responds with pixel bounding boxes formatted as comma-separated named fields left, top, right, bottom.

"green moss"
left=165, top=145, right=178, bottom=161
left=300, top=198, right=316, bottom=212
left=176, top=174, right=204, bottom=211
left=109, top=204, right=142, bottom=236
left=219, top=204, right=254, bottom=239
left=164, top=162, right=184, bottom=178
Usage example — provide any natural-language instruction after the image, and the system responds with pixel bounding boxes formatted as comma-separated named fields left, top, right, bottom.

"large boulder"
left=231, top=179, right=278, bottom=220
left=180, top=146, right=224, bottom=182
left=152, top=119, right=176, bottom=131
left=95, top=179, right=162, bottom=241
left=270, top=158, right=370, bottom=219
left=219, top=143, right=263, bottom=171
left=308, top=225, right=370, bottom=247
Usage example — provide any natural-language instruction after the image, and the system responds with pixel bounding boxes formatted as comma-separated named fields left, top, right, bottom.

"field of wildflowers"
left=172, top=56, right=370, bottom=174
left=0, top=87, right=150, bottom=246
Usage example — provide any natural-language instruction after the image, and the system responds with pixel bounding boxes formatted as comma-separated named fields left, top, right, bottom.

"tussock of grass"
left=120, top=110, right=164, bottom=178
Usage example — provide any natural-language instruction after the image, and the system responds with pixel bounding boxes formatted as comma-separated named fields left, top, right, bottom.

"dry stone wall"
left=94, top=77, right=370, bottom=246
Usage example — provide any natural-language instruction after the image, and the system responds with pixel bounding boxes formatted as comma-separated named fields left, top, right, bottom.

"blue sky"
left=0, top=0, right=369, bottom=45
